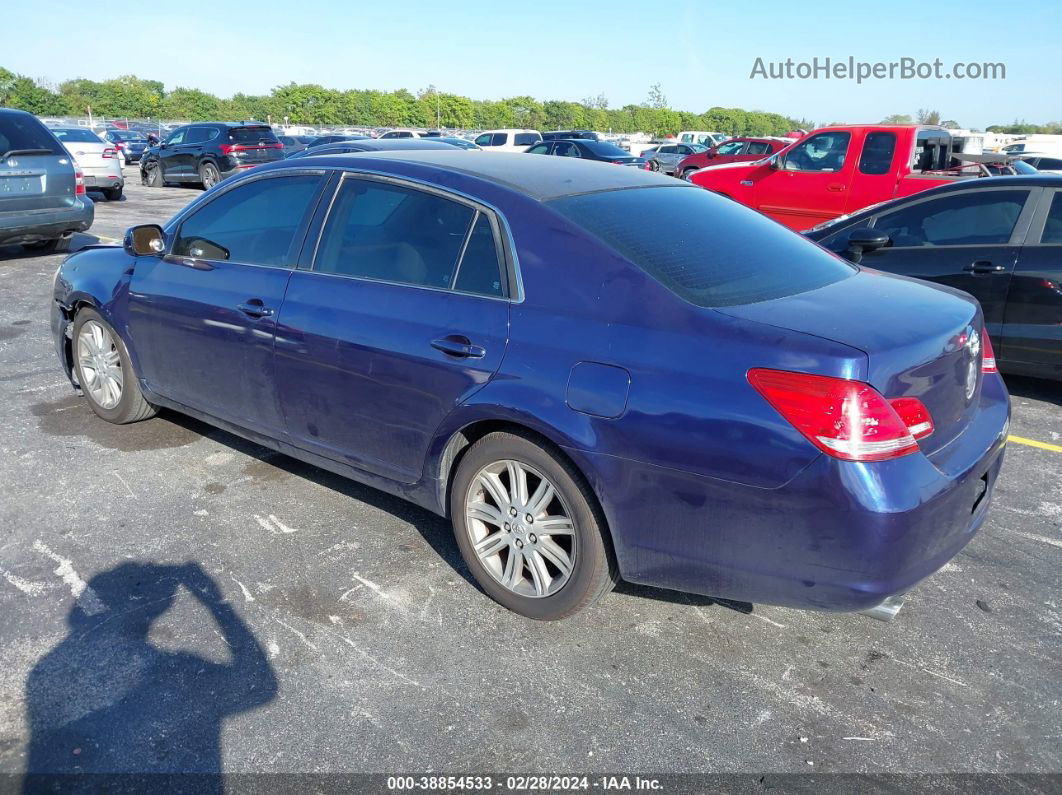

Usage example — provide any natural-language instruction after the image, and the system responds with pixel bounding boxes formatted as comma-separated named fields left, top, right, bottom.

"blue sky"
left=11, top=0, right=1060, bottom=128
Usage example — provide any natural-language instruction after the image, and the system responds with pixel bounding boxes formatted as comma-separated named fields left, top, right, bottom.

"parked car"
left=425, top=137, right=482, bottom=150
left=645, top=143, right=708, bottom=175
left=277, top=135, right=309, bottom=157
left=51, top=127, right=125, bottom=201
left=378, top=129, right=423, bottom=139
left=675, top=137, right=792, bottom=180
left=140, top=122, right=285, bottom=189
left=542, top=130, right=600, bottom=141
left=305, top=134, right=370, bottom=149
left=285, top=138, right=461, bottom=159
left=692, top=125, right=990, bottom=231
left=102, top=130, right=150, bottom=164
left=52, top=151, right=1007, bottom=621
left=1017, top=154, right=1062, bottom=175
left=525, top=139, right=647, bottom=167
left=473, top=129, right=542, bottom=153
left=0, top=109, right=93, bottom=253
left=805, top=175, right=1062, bottom=380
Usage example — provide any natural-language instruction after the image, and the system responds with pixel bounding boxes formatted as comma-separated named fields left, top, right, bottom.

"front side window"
left=164, top=128, right=186, bottom=146
left=526, top=143, right=550, bottom=155
left=1039, top=157, right=1062, bottom=170
left=554, top=142, right=580, bottom=158
left=173, top=175, right=322, bottom=266
left=716, top=141, right=746, bottom=156
left=474, top=133, right=493, bottom=146
left=314, top=178, right=475, bottom=289
left=491, top=133, right=509, bottom=146
left=858, top=131, right=897, bottom=175
left=185, top=127, right=212, bottom=144
left=783, top=132, right=851, bottom=172
left=874, top=190, right=1028, bottom=247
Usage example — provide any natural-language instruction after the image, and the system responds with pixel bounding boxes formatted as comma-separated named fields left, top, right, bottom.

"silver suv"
left=0, top=109, right=94, bottom=254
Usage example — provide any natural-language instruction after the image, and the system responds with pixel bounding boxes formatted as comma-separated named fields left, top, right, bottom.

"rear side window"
left=746, top=141, right=771, bottom=155
left=549, top=186, right=855, bottom=307
left=228, top=127, right=278, bottom=144
left=454, top=213, right=504, bottom=297
left=0, top=114, right=64, bottom=156
left=314, top=178, right=475, bottom=289
left=874, top=190, right=1028, bottom=247
left=1039, top=193, right=1062, bottom=243
left=1039, top=157, right=1062, bottom=170
left=185, top=127, right=214, bottom=144
left=859, top=132, right=896, bottom=175
left=173, top=175, right=322, bottom=266
left=514, top=133, right=540, bottom=146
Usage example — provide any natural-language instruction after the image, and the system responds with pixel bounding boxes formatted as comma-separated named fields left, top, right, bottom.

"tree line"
left=0, top=68, right=813, bottom=136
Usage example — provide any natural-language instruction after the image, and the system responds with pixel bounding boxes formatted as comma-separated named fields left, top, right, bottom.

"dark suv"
left=140, top=122, right=284, bottom=189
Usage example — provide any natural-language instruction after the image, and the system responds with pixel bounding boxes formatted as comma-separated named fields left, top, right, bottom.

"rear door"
left=999, top=188, right=1062, bottom=373
left=0, top=113, right=72, bottom=215
left=275, top=173, right=511, bottom=483
left=858, top=187, right=1039, bottom=336
left=128, top=172, right=327, bottom=435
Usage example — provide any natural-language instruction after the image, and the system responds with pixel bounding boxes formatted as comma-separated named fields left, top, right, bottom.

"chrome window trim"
left=307, top=168, right=524, bottom=303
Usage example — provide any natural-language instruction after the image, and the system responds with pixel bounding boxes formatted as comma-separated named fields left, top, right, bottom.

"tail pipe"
left=859, top=594, right=906, bottom=622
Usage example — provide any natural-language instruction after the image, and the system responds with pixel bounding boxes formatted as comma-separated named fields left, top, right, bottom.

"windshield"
left=549, top=186, right=855, bottom=307
left=52, top=129, right=104, bottom=144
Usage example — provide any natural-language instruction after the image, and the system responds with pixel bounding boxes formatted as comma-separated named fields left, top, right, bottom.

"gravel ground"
left=0, top=174, right=1059, bottom=782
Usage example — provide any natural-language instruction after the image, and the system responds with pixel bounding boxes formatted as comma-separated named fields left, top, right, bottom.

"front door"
left=128, top=172, right=325, bottom=435
left=275, top=174, right=511, bottom=484
left=860, top=187, right=1037, bottom=336
left=754, top=130, right=853, bottom=230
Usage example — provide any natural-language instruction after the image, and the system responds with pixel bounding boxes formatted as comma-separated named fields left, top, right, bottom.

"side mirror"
left=844, top=227, right=890, bottom=263
left=770, top=155, right=784, bottom=170
left=707, top=151, right=717, bottom=159
left=125, top=224, right=165, bottom=256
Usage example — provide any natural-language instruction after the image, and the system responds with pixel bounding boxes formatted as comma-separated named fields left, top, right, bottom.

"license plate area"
left=0, top=174, right=44, bottom=194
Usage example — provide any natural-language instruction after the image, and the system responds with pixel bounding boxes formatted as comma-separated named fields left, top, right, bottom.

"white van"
left=473, top=129, right=542, bottom=153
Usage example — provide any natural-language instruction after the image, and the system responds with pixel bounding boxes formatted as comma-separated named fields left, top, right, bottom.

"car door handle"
left=431, top=335, right=485, bottom=359
left=826, top=183, right=846, bottom=192
left=964, top=261, right=1006, bottom=275
left=237, top=300, right=274, bottom=318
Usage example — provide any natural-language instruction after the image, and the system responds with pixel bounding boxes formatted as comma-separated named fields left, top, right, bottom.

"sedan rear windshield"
left=228, top=127, right=279, bottom=144
left=581, top=140, right=632, bottom=158
left=52, top=129, right=104, bottom=143
left=0, top=114, right=64, bottom=156
left=549, top=186, right=855, bottom=307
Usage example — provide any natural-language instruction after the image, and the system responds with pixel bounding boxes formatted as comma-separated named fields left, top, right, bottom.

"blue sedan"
left=51, top=151, right=1009, bottom=620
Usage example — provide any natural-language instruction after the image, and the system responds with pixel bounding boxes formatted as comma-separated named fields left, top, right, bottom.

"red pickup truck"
left=690, top=125, right=974, bottom=231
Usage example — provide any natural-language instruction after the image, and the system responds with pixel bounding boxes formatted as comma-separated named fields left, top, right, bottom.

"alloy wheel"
left=464, top=460, right=576, bottom=598
left=77, top=320, right=123, bottom=409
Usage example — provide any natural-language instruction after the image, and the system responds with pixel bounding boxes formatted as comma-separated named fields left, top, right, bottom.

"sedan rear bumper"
left=574, top=375, right=1010, bottom=612
left=0, top=198, right=94, bottom=245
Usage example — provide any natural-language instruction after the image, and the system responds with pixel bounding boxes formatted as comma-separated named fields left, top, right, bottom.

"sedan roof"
left=287, top=149, right=686, bottom=201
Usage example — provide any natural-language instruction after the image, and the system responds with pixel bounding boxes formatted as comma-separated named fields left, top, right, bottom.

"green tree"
left=916, top=108, right=941, bottom=125
left=881, top=113, right=914, bottom=124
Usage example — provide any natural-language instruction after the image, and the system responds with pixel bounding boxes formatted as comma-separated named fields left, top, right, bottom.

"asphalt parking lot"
left=0, top=172, right=1059, bottom=779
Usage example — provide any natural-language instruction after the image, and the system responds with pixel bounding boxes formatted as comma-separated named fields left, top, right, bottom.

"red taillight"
left=74, top=168, right=85, bottom=195
left=272, top=141, right=283, bottom=149
left=219, top=144, right=240, bottom=154
left=102, top=147, right=117, bottom=159
left=115, top=141, right=127, bottom=149
left=888, top=397, right=934, bottom=440
left=747, top=369, right=923, bottom=462
left=982, top=332, right=998, bottom=374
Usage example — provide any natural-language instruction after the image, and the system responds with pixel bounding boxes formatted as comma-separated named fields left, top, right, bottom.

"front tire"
left=72, top=308, right=157, bottom=424
left=450, top=430, right=617, bottom=620
left=142, top=162, right=164, bottom=188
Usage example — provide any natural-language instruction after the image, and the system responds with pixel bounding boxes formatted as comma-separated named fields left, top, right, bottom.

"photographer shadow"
left=24, top=561, right=277, bottom=792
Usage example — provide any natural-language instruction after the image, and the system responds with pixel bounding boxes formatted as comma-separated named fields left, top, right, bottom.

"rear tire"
left=647, top=160, right=660, bottom=172
left=199, top=162, right=220, bottom=190
left=450, top=430, right=617, bottom=620
left=103, top=186, right=123, bottom=201
left=71, top=308, right=157, bottom=425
